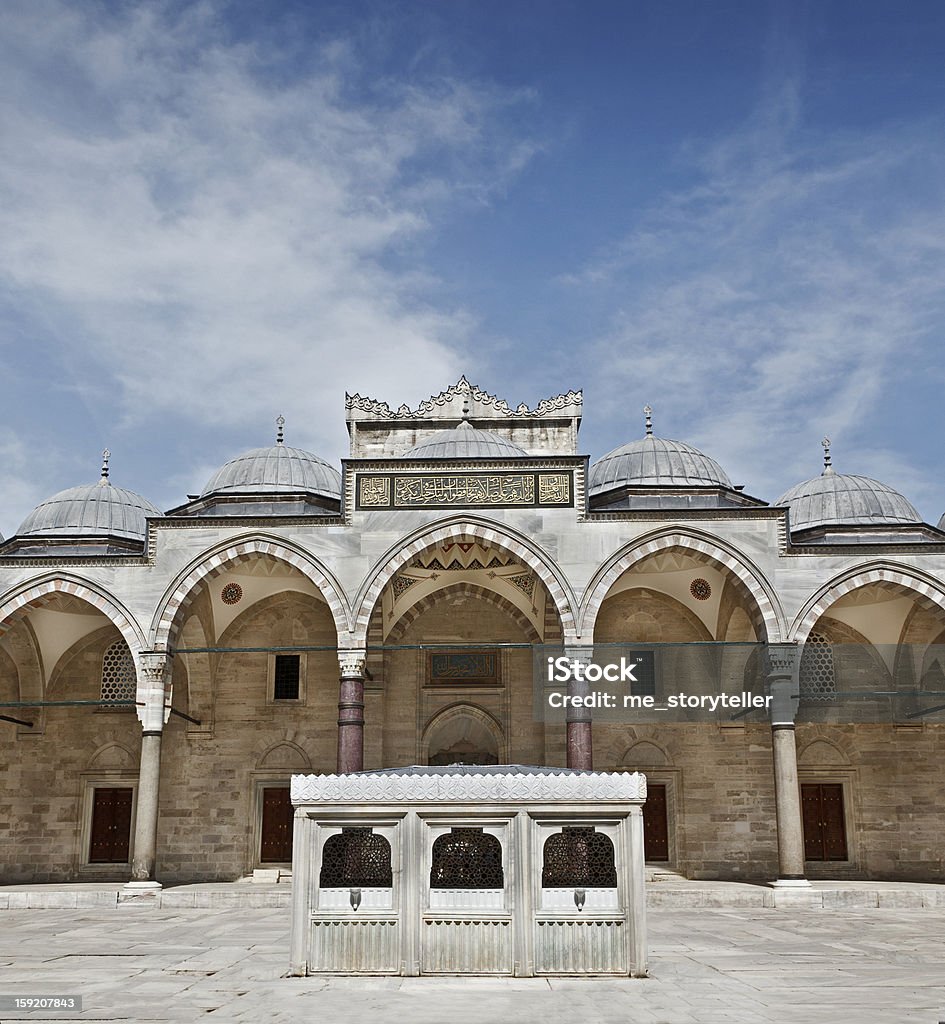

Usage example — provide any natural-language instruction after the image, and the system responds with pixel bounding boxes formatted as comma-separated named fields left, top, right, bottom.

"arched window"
left=319, top=828, right=392, bottom=887
left=542, top=827, right=617, bottom=888
left=430, top=828, right=503, bottom=889
left=100, top=641, right=136, bottom=704
left=800, top=632, right=836, bottom=702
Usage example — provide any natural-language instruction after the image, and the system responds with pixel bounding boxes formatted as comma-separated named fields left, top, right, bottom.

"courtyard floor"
left=1, top=890, right=944, bottom=1024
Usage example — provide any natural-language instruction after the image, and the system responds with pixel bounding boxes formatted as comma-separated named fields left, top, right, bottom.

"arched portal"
left=0, top=584, right=145, bottom=885
left=360, top=533, right=566, bottom=770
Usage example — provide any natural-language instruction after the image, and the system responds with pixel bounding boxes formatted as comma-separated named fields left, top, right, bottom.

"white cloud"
left=0, top=0, right=537, bottom=526
left=569, top=85, right=945, bottom=512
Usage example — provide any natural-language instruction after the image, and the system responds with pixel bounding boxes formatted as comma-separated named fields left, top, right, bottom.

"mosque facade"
left=1, top=377, right=943, bottom=889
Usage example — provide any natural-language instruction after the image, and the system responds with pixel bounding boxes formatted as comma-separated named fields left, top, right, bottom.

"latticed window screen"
left=541, top=827, right=617, bottom=887
left=319, top=828, right=393, bottom=887
left=273, top=655, right=301, bottom=700
left=800, top=632, right=837, bottom=702
left=100, top=641, right=136, bottom=703
left=430, top=828, right=504, bottom=889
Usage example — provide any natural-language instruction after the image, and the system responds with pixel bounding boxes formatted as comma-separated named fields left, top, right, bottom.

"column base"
left=768, top=877, right=811, bottom=888
left=122, top=880, right=163, bottom=892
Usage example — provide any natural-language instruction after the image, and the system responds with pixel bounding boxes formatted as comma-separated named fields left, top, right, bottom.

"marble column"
left=565, top=645, right=593, bottom=770
left=767, top=644, right=809, bottom=887
left=126, top=651, right=172, bottom=891
left=337, top=650, right=366, bottom=774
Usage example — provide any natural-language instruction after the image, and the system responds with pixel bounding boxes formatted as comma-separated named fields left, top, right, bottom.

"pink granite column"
left=565, top=646, right=593, bottom=770
left=337, top=651, right=366, bottom=774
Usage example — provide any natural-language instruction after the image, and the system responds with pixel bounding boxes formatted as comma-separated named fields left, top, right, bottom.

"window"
left=628, top=650, right=656, bottom=698
left=800, top=633, right=837, bottom=702
left=542, top=827, right=617, bottom=887
left=273, top=655, right=300, bottom=700
left=320, top=828, right=393, bottom=887
left=268, top=653, right=306, bottom=703
left=100, top=641, right=136, bottom=704
left=430, top=828, right=503, bottom=889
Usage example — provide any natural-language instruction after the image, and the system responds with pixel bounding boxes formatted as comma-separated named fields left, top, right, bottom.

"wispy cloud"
left=569, top=85, right=945, bottom=513
left=0, top=0, right=537, bottom=527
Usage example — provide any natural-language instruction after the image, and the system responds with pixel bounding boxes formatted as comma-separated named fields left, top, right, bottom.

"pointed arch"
left=0, top=575, right=146, bottom=657
left=256, top=740, right=312, bottom=770
left=797, top=738, right=850, bottom=767
left=791, top=562, right=945, bottom=644
left=388, top=582, right=543, bottom=644
left=421, top=702, right=506, bottom=765
left=351, top=516, right=578, bottom=642
left=580, top=528, right=784, bottom=642
left=150, top=534, right=352, bottom=650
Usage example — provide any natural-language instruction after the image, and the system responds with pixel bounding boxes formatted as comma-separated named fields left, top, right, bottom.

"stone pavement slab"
left=0, top=906, right=943, bottom=1023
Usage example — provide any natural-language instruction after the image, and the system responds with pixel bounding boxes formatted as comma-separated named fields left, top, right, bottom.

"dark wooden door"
left=89, top=787, right=133, bottom=863
left=801, top=783, right=848, bottom=861
left=643, top=783, right=669, bottom=862
left=260, top=788, right=294, bottom=863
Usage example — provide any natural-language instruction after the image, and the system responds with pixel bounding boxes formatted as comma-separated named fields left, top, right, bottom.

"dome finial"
left=276, top=415, right=285, bottom=445
left=643, top=405, right=653, bottom=437
left=461, top=397, right=470, bottom=421
left=821, top=437, right=834, bottom=475
left=100, top=448, right=111, bottom=483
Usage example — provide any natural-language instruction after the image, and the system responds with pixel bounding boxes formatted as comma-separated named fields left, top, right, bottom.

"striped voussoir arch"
left=153, top=539, right=350, bottom=650
left=386, top=580, right=543, bottom=644
left=580, top=532, right=782, bottom=642
left=0, top=578, right=145, bottom=656
left=354, top=521, right=576, bottom=641
left=792, top=566, right=945, bottom=644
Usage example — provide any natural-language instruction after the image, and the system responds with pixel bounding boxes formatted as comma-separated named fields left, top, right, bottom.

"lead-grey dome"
left=17, top=481, right=162, bottom=541
left=405, top=421, right=527, bottom=459
left=776, top=471, right=921, bottom=532
left=201, top=444, right=341, bottom=498
left=590, top=435, right=733, bottom=495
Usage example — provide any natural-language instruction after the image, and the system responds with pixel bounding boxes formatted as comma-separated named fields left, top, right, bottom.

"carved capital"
left=136, top=651, right=173, bottom=732
left=338, top=649, right=367, bottom=678
left=764, top=643, right=799, bottom=679
left=563, top=645, right=594, bottom=666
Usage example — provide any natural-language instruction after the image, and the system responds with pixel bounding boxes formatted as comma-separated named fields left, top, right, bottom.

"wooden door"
left=643, top=783, right=669, bottom=862
left=89, top=787, right=133, bottom=863
left=260, top=787, right=294, bottom=863
left=801, top=783, right=848, bottom=861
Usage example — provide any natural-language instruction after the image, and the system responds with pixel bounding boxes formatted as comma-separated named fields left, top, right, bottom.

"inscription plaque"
left=356, top=472, right=573, bottom=510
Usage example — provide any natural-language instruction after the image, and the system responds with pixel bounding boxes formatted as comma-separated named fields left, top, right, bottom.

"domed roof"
left=16, top=452, right=161, bottom=541
left=589, top=407, right=732, bottom=495
left=201, top=419, right=341, bottom=498
left=776, top=440, right=921, bottom=531
left=405, top=420, right=527, bottom=459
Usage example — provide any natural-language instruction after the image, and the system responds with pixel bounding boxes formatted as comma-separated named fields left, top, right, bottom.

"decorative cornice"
left=291, top=768, right=646, bottom=804
left=346, top=377, right=582, bottom=420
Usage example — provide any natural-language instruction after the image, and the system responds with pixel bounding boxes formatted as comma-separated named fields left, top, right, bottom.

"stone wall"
left=156, top=591, right=338, bottom=882
left=0, top=625, right=141, bottom=883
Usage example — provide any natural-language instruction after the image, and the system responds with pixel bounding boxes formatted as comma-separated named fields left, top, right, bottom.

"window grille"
left=430, top=828, right=504, bottom=889
left=100, top=641, right=136, bottom=703
left=800, top=632, right=836, bottom=702
left=273, top=654, right=301, bottom=700
left=319, top=828, right=392, bottom=887
left=541, top=827, right=617, bottom=887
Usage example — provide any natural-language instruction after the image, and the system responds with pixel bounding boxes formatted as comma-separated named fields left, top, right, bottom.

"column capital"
left=765, top=643, right=800, bottom=725
left=338, top=649, right=366, bottom=678
left=136, top=651, right=173, bottom=732
left=764, top=643, right=799, bottom=679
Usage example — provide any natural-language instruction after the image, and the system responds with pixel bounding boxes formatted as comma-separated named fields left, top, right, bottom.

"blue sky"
left=2, top=0, right=945, bottom=533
